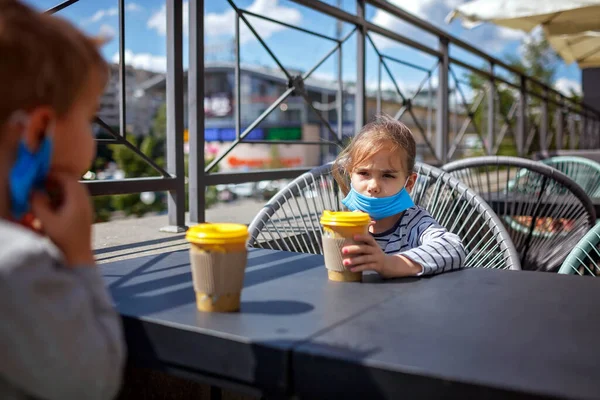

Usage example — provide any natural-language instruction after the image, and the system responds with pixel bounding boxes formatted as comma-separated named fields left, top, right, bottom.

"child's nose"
left=367, top=180, right=380, bottom=195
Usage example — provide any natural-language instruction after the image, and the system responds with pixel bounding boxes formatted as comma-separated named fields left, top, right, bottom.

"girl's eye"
left=383, top=174, right=395, bottom=179
left=357, top=171, right=368, bottom=176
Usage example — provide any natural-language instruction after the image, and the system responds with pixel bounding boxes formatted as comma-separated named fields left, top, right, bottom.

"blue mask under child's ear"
left=9, top=137, right=53, bottom=220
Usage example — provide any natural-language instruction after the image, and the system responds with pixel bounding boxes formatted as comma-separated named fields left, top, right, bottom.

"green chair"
left=558, top=222, right=600, bottom=276
left=443, top=156, right=597, bottom=272
left=248, top=162, right=521, bottom=270
left=539, top=156, right=600, bottom=199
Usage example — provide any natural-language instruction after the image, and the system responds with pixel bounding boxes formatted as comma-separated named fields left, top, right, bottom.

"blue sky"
left=26, top=0, right=582, bottom=96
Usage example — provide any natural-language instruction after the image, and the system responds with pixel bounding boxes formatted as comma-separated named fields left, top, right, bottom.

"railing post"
left=356, top=0, right=367, bottom=133
left=436, top=37, right=449, bottom=164
left=568, top=114, right=576, bottom=150
left=540, top=87, right=548, bottom=151
left=188, top=0, right=205, bottom=223
left=118, top=0, right=126, bottom=138
left=163, top=0, right=186, bottom=232
left=517, top=75, right=527, bottom=157
left=376, top=57, right=382, bottom=115
left=582, top=112, right=588, bottom=149
left=555, top=97, right=563, bottom=150
left=487, top=63, right=495, bottom=155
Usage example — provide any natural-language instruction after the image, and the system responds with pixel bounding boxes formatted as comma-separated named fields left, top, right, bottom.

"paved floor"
left=93, top=199, right=265, bottom=263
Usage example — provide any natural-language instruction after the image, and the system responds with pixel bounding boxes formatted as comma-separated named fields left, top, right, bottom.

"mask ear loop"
left=7, top=111, right=54, bottom=221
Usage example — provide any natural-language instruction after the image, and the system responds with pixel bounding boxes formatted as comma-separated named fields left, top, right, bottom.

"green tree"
left=110, top=134, right=167, bottom=217
left=152, top=103, right=167, bottom=137
left=466, top=31, right=565, bottom=156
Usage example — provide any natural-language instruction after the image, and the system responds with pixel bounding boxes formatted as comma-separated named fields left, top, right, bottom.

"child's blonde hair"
left=0, top=0, right=108, bottom=131
left=332, top=114, right=416, bottom=195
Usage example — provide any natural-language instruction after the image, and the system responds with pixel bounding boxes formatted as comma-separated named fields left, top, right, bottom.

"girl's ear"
left=405, top=172, right=418, bottom=192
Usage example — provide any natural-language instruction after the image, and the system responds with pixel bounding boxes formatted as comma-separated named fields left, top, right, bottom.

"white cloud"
left=99, top=24, right=116, bottom=41
left=497, top=26, right=525, bottom=41
left=148, top=0, right=302, bottom=44
left=555, top=77, right=581, bottom=96
left=112, top=49, right=167, bottom=72
left=371, top=0, right=522, bottom=52
left=88, top=8, right=118, bottom=24
left=86, top=3, right=142, bottom=24
left=126, top=3, right=143, bottom=12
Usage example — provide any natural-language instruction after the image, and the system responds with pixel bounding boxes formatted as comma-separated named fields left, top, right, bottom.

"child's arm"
left=0, top=247, right=125, bottom=400
left=343, top=211, right=466, bottom=278
left=397, top=225, right=466, bottom=276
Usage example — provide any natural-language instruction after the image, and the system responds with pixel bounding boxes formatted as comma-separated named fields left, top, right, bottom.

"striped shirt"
left=372, top=206, right=466, bottom=276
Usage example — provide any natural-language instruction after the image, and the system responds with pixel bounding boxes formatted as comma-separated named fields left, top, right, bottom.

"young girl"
left=332, top=115, right=466, bottom=278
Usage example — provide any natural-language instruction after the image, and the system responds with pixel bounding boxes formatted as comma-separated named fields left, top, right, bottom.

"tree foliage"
left=466, top=31, right=567, bottom=156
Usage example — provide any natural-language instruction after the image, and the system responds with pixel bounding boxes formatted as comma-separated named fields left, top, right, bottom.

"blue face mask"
left=9, top=137, right=53, bottom=220
left=342, top=180, right=414, bottom=220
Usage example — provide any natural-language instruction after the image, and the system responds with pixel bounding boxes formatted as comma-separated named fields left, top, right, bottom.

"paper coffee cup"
left=185, top=223, right=248, bottom=312
left=320, top=210, right=370, bottom=282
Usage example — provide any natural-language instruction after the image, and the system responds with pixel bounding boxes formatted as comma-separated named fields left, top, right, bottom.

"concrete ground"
left=93, top=199, right=266, bottom=263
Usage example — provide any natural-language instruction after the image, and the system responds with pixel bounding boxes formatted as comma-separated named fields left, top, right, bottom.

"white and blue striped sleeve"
left=398, top=218, right=466, bottom=276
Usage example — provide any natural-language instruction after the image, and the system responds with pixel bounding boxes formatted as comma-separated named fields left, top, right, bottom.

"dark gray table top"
left=101, top=247, right=404, bottom=394
left=293, top=267, right=600, bottom=400
left=102, top=247, right=600, bottom=399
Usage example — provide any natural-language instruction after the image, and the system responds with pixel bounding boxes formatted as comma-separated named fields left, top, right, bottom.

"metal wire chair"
left=443, top=156, right=597, bottom=272
left=248, top=162, right=521, bottom=270
left=538, top=156, right=600, bottom=199
left=558, top=222, right=600, bottom=276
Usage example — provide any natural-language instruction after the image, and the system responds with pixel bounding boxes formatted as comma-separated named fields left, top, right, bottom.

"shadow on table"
left=107, top=251, right=323, bottom=316
left=241, top=300, right=314, bottom=315
left=95, top=235, right=185, bottom=256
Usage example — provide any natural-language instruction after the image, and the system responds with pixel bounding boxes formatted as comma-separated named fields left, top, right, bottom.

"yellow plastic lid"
left=186, top=223, right=249, bottom=245
left=320, top=210, right=370, bottom=227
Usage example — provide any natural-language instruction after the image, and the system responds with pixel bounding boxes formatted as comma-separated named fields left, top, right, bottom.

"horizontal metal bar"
left=241, top=140, right=339, bottom=146
left=45, top=0, right=80, bottom=14
left=240, top=9, right=339, bottom=42
left=84, top=177, right=177, bottom=196
left=94, top=138, right=119, bottom=143
left=204, top=168, right=311, bottom=185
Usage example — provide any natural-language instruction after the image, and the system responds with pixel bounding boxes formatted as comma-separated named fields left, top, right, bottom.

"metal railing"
left=47, top=0, right=600, bottom=229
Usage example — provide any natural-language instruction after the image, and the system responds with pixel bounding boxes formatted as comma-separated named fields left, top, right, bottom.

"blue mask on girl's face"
left=342, top=180, right=414, bottom=220
left=9, top=137, right=53, bottom=221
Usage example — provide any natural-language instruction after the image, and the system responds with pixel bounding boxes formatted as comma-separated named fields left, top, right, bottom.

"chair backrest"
left=559, top=222, right=600, bottom=276
left=539, top=156, right=600, bottom=198
left=248, top=162, right=521, bottom=270
left=443, top=156, right=597, bottom=272
left=533, top=149, right=600, bottom=164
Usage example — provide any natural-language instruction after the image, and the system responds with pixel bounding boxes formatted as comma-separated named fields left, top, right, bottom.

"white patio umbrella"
left=446, top=0, right=600, bottom=67
left=446, top=0, right=600, bottom=35
left=548, top=31, right=600, bottom=68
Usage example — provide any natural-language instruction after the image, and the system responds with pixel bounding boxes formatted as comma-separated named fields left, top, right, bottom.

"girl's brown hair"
left=0, top=0, right=109, bottom=130
left=332, top=114, right=416, bottom=195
